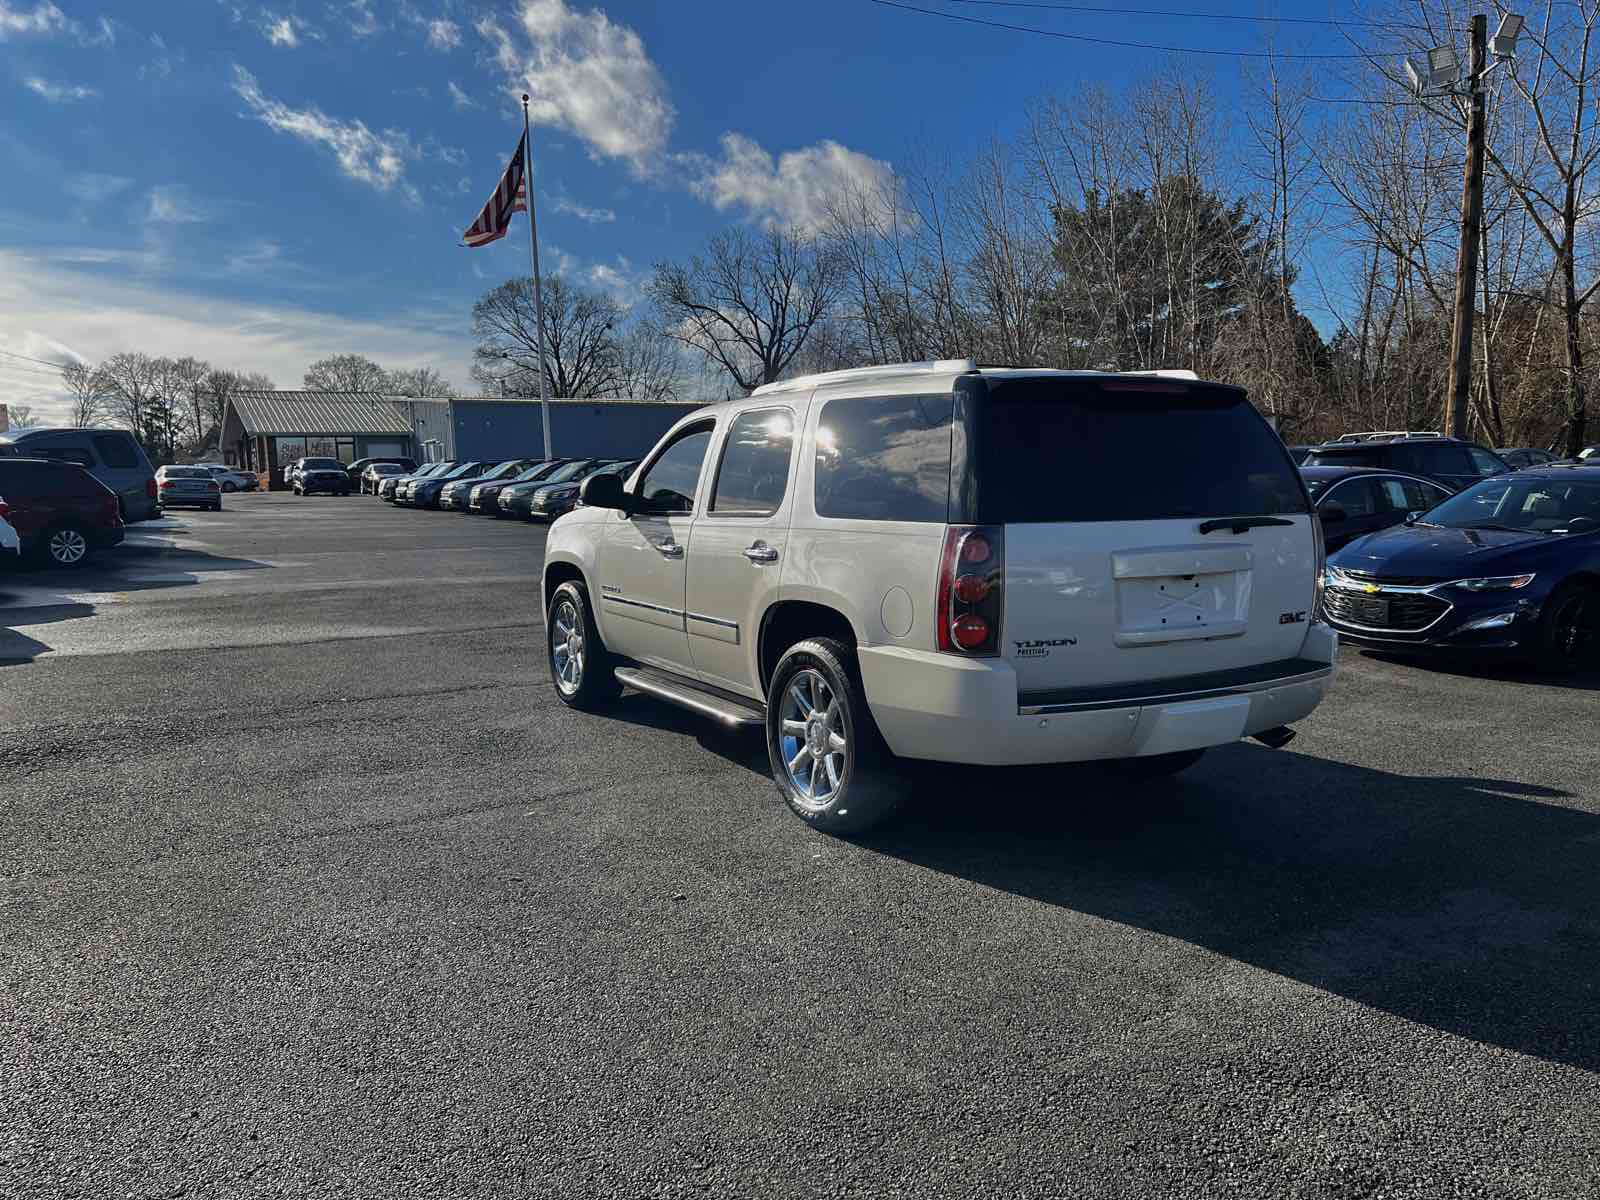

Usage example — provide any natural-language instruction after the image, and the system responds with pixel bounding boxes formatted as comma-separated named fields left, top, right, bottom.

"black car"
left=466, top=458, right=573, bottom=515
left=1302, top=436, right=1509, bottom=492
left=293, top=457, right=352, bottom=496
left=347, top=455, right=416, bottom=488
left=408, top=461, right=488, bottom=508
left=1497, top=447, right=1561, bottom=470
left=1324, top=465, right=1600, bottom=670
left=438, top=459, right=539, bottom=511
left=499, top=459, right=601, bottom=520
left=1302, top=466, right=1454, bottom=552
left=383, top=461, right=453, bottom=502
left=526, top=459, right=637, bottom=521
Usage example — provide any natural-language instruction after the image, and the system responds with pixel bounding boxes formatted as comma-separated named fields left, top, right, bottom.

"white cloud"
left=231, top=65, right=420, bottom=203
left=224, top=240, right=283, bottom=274
left=447, top=80, right=479, bottom=111
left=552, top=195, right=615, bottom=224
left=0, top=249, right=471, bottom=424
left=0, top=1, right=66, bottom=38
left=340, top=0, right=380, bottom=37
left=23, top=76, right=97, bottom=103
left=63, top=173, right=133, bottom=205
left=475, top=0, right=674, bottom=174
left=146, top=185, right=208, bottom=224
left=547, top=245, right=640, bottom=307
left=265, top=16, right=298, bottom=46
left=425, top=17, right=459, bottom=49
left=690, top=133, right=897, bottom=233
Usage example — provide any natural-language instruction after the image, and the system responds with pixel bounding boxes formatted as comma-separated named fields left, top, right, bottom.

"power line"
left=0, top=362, right=69, bottom=379
left=0, top=347, right=71, bottom=370
left=939, top=0, right=1426, bottom=31
left=867, top=0, right=1391, bottom=57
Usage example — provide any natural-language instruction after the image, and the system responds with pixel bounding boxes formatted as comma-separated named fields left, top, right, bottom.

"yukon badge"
left=1279, top=610, right=1307, bottom=624
left=1014, top=637, right=1076, bottom=659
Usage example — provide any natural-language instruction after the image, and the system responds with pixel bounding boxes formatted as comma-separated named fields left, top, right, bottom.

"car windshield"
left=439, top=461, right=480, bottom=479
left=1304, top=478, right=1331, bottom=498
left=538, top=460, right=596, bottom=485
left=513, top=461, right=562, bottom=481
left=477, top=461, right=526, bottom=482
left=303, top=458, right=344, bottom=470
left=1421, top=476, right=1600, bottom=535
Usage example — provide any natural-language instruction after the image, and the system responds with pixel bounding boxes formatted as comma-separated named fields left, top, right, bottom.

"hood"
left=1332, top=523, right=1555, bottom=579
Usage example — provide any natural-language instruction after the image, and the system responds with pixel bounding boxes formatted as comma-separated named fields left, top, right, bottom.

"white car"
left=542, top=359, right=1336, bottom=834
left=0, top=508, right=18, bottom=557
left=200, top=464, right=257, bottom=493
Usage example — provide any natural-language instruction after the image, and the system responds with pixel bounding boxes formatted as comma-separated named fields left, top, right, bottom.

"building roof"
left=228, top=391, right=414, bottom=436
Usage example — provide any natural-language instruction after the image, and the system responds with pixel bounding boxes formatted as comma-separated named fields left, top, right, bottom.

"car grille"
left=1325, top=588, right=1450, bottom=631
left=1339, top=569, right=1447, bottom=587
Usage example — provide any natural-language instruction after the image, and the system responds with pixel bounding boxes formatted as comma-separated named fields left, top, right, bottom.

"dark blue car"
left=1324, top=465, right=1600, bottom=670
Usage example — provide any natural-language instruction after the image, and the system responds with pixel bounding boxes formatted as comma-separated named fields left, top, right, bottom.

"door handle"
left=743, top=541, right=779, bottom=564
left=654, top=540, right=684, bottom=558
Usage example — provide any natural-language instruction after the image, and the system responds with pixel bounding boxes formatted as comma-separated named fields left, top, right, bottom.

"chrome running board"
left=613, top=667, right=765, bottom=728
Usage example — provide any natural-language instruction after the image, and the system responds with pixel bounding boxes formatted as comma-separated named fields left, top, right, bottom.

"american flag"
left=461, top=136, right=528, bottom=248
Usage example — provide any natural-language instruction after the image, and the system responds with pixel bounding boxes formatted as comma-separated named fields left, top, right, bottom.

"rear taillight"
left=146, top=478, right=158, bottom=498
left=1311, top=510, right=1327, bottom=621
left=208, top=482, right=220, bottom=491
left=159, top=480, right=174, bottom=489
left=937, top=525, right=1004, bottom=655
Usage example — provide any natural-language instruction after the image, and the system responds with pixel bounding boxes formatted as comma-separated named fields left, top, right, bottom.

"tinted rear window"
left=1304, top=448, right=1380, bottom=469
left=814, top=394, right=954, bottom=523
left=976, top=379, right=1308, bottom=523
left=93, top=434, right=141, bottom=468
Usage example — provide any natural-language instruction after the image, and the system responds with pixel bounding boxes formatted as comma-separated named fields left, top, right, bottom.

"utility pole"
left=1445, top=13, right=1488, bottom=440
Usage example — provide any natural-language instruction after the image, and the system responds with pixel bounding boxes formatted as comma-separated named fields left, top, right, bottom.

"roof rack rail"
left=751, top=358, right=978, bottom=396
left=1331, top=430, right=1445, bottom=443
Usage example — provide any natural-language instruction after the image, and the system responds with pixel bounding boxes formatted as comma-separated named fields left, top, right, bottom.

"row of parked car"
left=354, top=456, right=640, bottom=521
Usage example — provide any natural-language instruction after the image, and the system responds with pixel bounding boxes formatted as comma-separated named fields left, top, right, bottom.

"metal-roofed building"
left=220, top=391, right=418, bottom=478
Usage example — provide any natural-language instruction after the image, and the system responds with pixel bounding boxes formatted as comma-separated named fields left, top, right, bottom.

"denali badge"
left=1014, top=636, right=1076, bottom=659
left=1279, top=611, right=1307, bottom=624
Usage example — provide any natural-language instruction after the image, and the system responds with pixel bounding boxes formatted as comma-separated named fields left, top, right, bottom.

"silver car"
left=155, top=465, right=223, bottom=511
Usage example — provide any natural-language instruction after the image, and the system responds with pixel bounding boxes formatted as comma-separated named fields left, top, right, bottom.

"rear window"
left=1301, top=447, right=1378, bottom=469
left=814, top=394, right=954, bottom=523
left=93, top=434, right=140, bottom=468
left=163, top=467, right=210, bottom=479
left=976, top=379, right=1308, bottom=523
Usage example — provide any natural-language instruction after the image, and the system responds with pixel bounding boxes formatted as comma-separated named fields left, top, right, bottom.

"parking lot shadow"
left=0, top=601, right=95, bottom=665
left=860, top=745, right=1600, bottom=1075
left=1359, top=649, right=1600, bottom=692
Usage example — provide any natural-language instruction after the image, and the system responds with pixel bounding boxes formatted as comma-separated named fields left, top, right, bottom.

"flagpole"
left=522, top=94, right=555, bottom=459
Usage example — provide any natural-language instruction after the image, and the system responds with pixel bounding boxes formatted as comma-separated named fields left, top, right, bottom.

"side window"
left=635, top=426, right=714, bottom=515
left=38, top=448, right=94, bottom=468
left=1376, top=479, right=1411, bottom=511
left=1330, top=479, right=1379, bottom=517
left=813, top=393, right=954, bottom=523
left=709, top=409, right=794, bottom=516
left=1468, top=447, right=1505, bottom=476
left=1421, top=482, right=1453, bottom=509
left=92, top=435, right=138, bottom=468
left=1419, top=444, right=1471, bottom=476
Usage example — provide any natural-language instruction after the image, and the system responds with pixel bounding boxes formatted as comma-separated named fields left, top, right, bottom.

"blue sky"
left=1, top=0, right=1365, bottom=420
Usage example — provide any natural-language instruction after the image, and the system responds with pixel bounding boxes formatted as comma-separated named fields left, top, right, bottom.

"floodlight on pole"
left=1404, top=57, right=1426, bottom=95
left=1491, top=12, right=1524, bottom=58
left=1427, top=45, right=1461, bottom=86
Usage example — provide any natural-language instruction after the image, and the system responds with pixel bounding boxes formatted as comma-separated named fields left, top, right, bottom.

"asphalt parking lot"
left=3, top=492, right=1599, bottom=1198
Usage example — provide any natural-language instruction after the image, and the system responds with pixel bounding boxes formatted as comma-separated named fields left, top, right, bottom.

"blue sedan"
left=1324, top=466, right=1600, bottom=671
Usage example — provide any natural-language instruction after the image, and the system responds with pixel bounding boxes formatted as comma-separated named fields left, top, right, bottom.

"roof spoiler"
left=1120, top=369, right=1201, bottom=381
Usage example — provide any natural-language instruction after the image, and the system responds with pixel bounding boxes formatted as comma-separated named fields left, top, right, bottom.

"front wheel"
left=1538, top=581, right=1600, bottom=673
left=766, top=638, right=901, bottom=836
left=42, top=524, right=91, bottom=568
left=547, top=580, right=620, bottom=710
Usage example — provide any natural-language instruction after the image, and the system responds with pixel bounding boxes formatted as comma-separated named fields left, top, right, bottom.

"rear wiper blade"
left=1198, top=516, right=1296, bottom=535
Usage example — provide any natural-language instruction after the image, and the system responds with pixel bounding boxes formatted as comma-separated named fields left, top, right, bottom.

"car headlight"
left=1451, top=574, right=1536, bottom=591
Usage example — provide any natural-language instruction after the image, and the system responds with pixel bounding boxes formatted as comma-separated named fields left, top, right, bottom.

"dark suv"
left=0, top=457, right=125, bottom=567
left=1302, top=435, right=1508, bottom=492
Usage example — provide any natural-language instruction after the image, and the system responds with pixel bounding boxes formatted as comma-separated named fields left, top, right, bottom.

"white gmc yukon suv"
left=543, top=360, right=1336, bottom=834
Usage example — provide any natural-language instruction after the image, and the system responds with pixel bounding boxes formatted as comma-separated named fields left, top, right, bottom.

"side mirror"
left=1403, top=510, right=1422, bottom=526
left=1319, top=502, right=1348, bottom=524
left=580, top=472, right=629, bottom=513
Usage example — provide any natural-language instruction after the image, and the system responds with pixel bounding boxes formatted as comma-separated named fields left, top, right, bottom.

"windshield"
left=478, top=461, right=526, bottom=482
left=538, top=459, right=596, bottom=485
left=514, top=460, right=564, bottom=482
left=1304, top=478, right=1330, bottom=498
left=440, top=461, right=480, bottom=479
left=1422, top=476, right=1600, bottom=535
left=977, top=379, right=1308, bottom=522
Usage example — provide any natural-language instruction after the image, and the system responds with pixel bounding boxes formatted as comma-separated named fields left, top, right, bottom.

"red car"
left=0, top=457, right=125, bottom=567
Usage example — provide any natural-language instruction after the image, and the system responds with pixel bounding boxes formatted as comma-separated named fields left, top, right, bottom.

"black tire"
left=212, top=502, right=223, bottom=512
left=1537, top=580, right=1600, bottom=673
left=765, top=638, right=901, bottom=835
left=1108, top=748, right=1207, bottom=779
left=39, top=523, right=92, bottom=569
left=222, top=481, right=237, bottom=493
left=547, top=580, right=621, bottom=710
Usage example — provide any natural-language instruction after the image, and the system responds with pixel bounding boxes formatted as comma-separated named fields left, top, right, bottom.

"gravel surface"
left=3, top=494, right=1598, bottom=1198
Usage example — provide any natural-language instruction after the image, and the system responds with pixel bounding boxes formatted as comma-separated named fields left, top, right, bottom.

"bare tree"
left=60, top=362, right=110, bottom=427
left=648, top=226, right=847, bottom=394
left=98, top=351, right=162, bottom=446
left=7, top=403, right=37, bottom=431
left=471, top=275, right=623, bottom=399
left=303, top=354, right=390, bottom=392
left=613, top=322, right=682, bottom=402
left=386, top=366, right=456, bottom=398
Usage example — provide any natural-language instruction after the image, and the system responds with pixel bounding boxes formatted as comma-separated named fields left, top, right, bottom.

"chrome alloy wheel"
left=778, top=668, right=848, bottom=809
left=48, top=528, right=87, bottom=565
left=550, top=598, right=585, bottom=695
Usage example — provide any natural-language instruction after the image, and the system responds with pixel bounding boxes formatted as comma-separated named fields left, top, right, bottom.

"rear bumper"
left=858, top=625, right=1337, bottom=766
